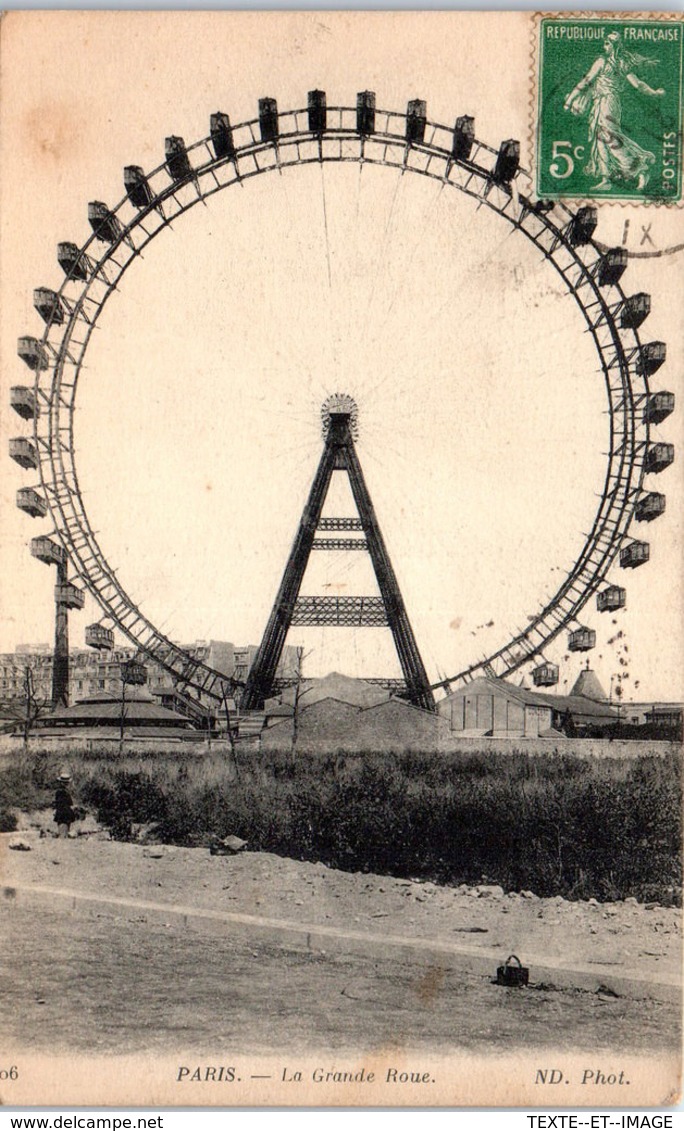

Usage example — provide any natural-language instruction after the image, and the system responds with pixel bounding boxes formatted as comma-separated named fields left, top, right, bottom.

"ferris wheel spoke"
left=363, top=184, right=448, bottom=386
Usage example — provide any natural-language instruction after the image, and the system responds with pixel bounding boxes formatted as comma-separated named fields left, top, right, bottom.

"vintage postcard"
left=0, top=10, right=682, bottom=1109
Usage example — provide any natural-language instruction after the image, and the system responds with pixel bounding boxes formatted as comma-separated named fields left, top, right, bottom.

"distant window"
left=98, top=680, right=105, bottom=689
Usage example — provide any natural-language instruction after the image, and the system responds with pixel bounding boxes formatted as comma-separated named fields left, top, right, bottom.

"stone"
left=8, top=839, right=31, bottom=851
left=143, top=847, right=165, bottom=858
left=477, top=885, right=504, bottom=899
left=210, top=835, right=247, bottom=856
left=625, top=896, right=639, bottom=906
left=520, top=890, right=539, bottom=901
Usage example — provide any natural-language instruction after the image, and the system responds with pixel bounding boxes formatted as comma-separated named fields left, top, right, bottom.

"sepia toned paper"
left=0, top=9, right=682, bottom=1109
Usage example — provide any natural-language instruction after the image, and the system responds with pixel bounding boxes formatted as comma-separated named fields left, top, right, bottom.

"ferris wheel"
left=9, top=90, right=675, bottom=706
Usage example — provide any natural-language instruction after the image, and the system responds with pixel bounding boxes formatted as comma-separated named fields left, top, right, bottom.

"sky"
left=1, top=11, right=682, bottom=701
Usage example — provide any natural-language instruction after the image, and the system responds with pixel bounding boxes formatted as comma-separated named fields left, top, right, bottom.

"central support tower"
left=241, top=396, right=435, bottom=712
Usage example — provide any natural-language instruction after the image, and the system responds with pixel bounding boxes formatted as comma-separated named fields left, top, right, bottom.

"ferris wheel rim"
left=19, top=99, right=654, bottom=701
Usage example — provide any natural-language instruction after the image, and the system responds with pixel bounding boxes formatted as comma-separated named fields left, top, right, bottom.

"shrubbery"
left=2, top=747, right=681, bottom=903
left=0, top=753, right=56, bottom=830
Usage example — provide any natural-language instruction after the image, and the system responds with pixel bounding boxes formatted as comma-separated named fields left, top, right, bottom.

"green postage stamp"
left=536, top=17, right=683, bottom=202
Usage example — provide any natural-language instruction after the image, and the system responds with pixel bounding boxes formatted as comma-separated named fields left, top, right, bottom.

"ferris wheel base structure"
left=8, top=89, right=676, bottom=708
left=241, top=398, right=435, bottom=713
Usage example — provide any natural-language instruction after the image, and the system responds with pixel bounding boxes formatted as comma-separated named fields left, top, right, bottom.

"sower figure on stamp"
left=564, top=31, right=665, bottom=191
left=54, top=771, right=77, bottom=838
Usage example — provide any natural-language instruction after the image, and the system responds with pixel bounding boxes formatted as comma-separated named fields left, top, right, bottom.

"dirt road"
left=4, top=820, right=681, bottom=981
left=1, top=822, right=681, bottom=1056
left=2, top=901, right=678, bottom=1056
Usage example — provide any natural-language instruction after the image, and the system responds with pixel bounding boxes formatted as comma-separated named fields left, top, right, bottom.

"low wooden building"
left=437, top=676, right=617, bottom=737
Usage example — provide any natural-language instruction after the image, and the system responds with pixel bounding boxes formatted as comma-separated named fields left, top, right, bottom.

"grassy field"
left=2, top=745, right=681, bottom=903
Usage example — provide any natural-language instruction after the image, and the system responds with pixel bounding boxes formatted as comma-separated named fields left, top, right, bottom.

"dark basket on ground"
left=496, top=954, right=529, bottom=987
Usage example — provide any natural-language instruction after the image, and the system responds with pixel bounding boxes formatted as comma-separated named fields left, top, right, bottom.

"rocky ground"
left=1, top=809, right=681, bottom=1080
left=3, top=809, right=681, bottom=983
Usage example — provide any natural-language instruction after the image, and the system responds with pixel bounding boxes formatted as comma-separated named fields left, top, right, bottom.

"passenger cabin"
left=88, top=202, right=122, bottom=244
left=357, top=91, right=376, bottom=137
left=258, top=99, right=279, bottom=143
left=16, top=488, right=47, bottom=518
left=307, top=92, right=327, bottom=136
left=598, top=248, right=627, bottom=287
left=55, top=583, right=85, bottom=610
left=532, top=662, right=559, bottom=687
left=124, top=166, right=153, bottom=209
left=620, top=293, right=650, bottom=330
left=10, top=386, right=38, bottom=420
left=644, top=392, right=675, bottom=425
left=620, top=541, right=649, bottom=569
left=493, top=139, right=520, bottom=184
left=58, top=242, right=89, bottom=281
left=636, top=492, right=666, bottom=522
left=568, top=627, right=596, bottom=652
left=452, top=115, right=475, bottom=160
left=567, top=206, right=597, bottom=247
left=406, top=99, right=427, bottom=145
left=17, top=337, right=48, bottom=371
left=210, top=112, right=236, bottom=159
left=9, top=438, right=38, bottom=470
left=121, top=660, right=147, bottom=686
left=645, top=443, right=675, bottom=474
left=597, top=585, right=626, bottom=612
left=34, top=288, right=65, bottom=324
left=165, top=136, right=193, bottom=181
left=637, top=342, right=666, bottom=377
left=86, top=624, right=115, bottom=651
left=30, top=536, right=66, bottom=568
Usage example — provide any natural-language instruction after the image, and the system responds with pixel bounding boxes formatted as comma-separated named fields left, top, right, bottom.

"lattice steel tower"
left=241, top=396, right=435, bottom=712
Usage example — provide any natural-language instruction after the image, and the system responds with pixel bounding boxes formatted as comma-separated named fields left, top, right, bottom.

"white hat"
left=58, top=772, right=71, bottom=782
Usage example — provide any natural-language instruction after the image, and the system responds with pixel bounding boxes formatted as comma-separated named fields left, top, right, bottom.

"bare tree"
left=119, top=674, right=128, bottom=756
left=291, top=646, right=311, bottom=763
left=1, top=666, right=52, bottom=748
left=221, top=687, right=240, bottom=779
left=118, top=659, right=147, bottom=755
